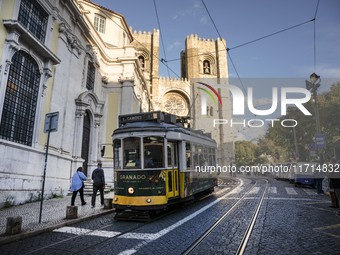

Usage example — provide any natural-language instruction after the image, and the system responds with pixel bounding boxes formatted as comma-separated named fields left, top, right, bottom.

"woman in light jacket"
left=70, top=166, right=87, bottom=206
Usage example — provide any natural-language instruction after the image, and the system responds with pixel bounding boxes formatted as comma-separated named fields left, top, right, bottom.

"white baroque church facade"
left=0, top=0, right=234, bottom=207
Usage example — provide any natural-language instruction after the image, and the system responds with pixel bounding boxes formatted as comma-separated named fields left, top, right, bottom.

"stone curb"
left=0, top=208, right=115, bottom=246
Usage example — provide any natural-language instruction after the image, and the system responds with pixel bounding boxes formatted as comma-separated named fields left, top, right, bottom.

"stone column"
left=73, top=109, right=85, bottom=158
left=92, top=118, right=100, bottom=162
left=119, top=77, right=135, bottom=114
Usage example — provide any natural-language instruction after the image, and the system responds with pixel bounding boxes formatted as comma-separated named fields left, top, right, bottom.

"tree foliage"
left=265, top=82, right=340, bottom=162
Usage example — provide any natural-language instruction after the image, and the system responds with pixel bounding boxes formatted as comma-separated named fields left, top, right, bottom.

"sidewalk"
left=0, top=192, right=115, bottom=245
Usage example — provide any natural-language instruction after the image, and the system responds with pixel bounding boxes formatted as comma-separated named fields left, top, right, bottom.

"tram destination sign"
left=119, top=111, right=164, bottom=126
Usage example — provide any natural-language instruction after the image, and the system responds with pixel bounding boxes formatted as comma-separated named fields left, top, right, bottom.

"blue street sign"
left=314, top=133, right=326, bottom=149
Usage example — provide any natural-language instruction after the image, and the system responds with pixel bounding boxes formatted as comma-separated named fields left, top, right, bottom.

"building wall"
left=0, top=0, right=151, bottom=207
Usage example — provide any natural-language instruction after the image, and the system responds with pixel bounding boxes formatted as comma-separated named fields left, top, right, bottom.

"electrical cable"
left=201, top=0, right=247, bottom=96
left=101, top=8, right=181, bottom=79
left=313, top=0, right=320, bottom=73
left=153, top=0, right=171, bottom=78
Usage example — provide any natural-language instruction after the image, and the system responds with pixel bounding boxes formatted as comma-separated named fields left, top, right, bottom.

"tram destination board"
left=119, top=111, right=176, bottom=126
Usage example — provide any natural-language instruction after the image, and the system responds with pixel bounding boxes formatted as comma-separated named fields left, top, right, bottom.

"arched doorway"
left=81, top=110, right=91, bottom=176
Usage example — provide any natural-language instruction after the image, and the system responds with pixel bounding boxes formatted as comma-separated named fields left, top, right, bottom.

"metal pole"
left=311, top=74, right=324, bottom=163
left=293, top=126, right=299, bottom=160
left=39, top=122, right=51, bottom=223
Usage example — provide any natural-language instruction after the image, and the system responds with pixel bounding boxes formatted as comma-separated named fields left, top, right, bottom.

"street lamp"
left=306, top=73, right=321, bottom=133
left=305, top=72, right=324, bottom=163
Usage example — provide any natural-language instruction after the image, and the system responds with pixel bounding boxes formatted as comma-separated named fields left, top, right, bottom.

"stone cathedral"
left=132, top=30, right=234, bottom=166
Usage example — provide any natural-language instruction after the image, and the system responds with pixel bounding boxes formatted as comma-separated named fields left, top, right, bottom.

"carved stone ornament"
left=59, top=23, right=82, bottom=55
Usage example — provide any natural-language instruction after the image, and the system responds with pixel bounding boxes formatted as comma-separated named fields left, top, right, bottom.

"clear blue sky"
left=94, top=0, right=339, bottom=88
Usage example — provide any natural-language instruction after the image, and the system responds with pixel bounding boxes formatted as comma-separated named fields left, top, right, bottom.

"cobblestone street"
left=1, top=177, right=339, bottom=255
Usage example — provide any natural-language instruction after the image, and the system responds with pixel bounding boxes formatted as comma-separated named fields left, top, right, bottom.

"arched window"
left=0, top=51, right=41, bottom=146
left=138, top=56, right=145, bottom=70
left=203, top=60, right=211, bottom=74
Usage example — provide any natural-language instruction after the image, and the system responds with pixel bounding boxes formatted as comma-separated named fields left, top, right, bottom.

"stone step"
left=83, top=180, right=112, bottom=195
left=68, top=180, right=113, bottom=196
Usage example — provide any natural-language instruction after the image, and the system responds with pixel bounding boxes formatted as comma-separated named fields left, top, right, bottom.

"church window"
left=138, top=56, right=145, bottom=70
left=86, top=61, right=95, bottom=90
left=94, top=14, right=106, bottom=34
left=203, top=60, right=211, bottom=74
left=0, top=51, right=41, bottom=146
left=18, top=0, right=48, bottom=43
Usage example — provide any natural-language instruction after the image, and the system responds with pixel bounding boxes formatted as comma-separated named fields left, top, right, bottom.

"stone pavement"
left=0, top=192, right=115, bottom=245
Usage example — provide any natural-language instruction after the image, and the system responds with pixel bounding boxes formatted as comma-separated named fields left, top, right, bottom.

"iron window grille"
left=86, top=61, right=95, bottom=90
left=0, top=51, right=41, bottom=146
left=18, top=0, right=48, bottom=43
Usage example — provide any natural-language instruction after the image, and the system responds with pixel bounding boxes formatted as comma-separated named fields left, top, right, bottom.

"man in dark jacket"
left=91, top=162, right=105, bottom=208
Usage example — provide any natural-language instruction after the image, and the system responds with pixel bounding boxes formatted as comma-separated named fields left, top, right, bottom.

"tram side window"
left=123, top=137, right=141, bottom=169
left=210, top=147, right=216, bottom=166
left=143, top=137, right=164, bottom=168
left=186, top=143, right=191, bottom=168
left=203, top=146, right=209, bottom=166
left=192, top=144, right=198, bottom=167
left=197, top=145, right=206, bottom=166
left=167, top=142, right=178, bottom=168
left=113, top=139, right=121, bottom=169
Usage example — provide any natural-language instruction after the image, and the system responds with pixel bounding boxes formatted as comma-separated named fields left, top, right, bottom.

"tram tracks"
left=19, top=178, right=266, bottom=255
left=184, top=178, right=269, bottom=255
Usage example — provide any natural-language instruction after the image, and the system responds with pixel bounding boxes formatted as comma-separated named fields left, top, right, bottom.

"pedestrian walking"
left=329, top=159, right=340, bottom=216
left=70, top=166, right=87, bottom=206
left=314, top=161, right=324, bottom=194
left=91, top=162, right=105, bottom=208
left=326, top=158, right=339, bottom=208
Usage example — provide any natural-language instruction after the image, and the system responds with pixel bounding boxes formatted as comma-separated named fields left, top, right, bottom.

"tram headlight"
left=146, top=198, right=151, bottom=203
left=114, top=197, right=118, bottom=202
left=128, top=187, right=135, bottom=194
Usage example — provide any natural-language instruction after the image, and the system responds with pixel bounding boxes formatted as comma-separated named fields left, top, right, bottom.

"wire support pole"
left=39, top=125, right=51, bottom=224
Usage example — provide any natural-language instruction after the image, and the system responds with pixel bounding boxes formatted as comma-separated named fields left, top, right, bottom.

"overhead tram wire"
left=227, top=19, right=314, bottom=51
left=153, top=0, right=171, bottom=78
left=166, top=19, right=316, bottom=63
left=201, top=0, right=247, bottom=96
left=313, top=0, right=320, bottom=73
left=102, top=9, right=182, bottom=79
left=98, top=1, right=320, bottom=88
left=200, top=0, right=321, bottom=91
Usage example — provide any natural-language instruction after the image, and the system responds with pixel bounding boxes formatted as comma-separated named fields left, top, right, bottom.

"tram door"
left=167, top=141, right=179, bottom=198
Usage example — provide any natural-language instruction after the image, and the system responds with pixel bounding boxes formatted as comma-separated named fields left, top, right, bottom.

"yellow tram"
left=112, top=111, right=217, bottom=218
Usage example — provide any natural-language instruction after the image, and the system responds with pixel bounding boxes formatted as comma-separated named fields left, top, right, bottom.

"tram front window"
left=143, top=137, right=164, bottom=168
left=123, top=137, right=141, bottom=169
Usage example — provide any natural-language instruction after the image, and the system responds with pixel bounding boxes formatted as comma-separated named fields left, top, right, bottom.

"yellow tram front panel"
left=113, top=195, right=167, bottom=206
left=114, top=169, right=169, bottom=208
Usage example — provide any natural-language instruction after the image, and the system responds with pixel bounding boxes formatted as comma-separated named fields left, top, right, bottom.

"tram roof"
left=113, top=121, right=215, bottom=143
